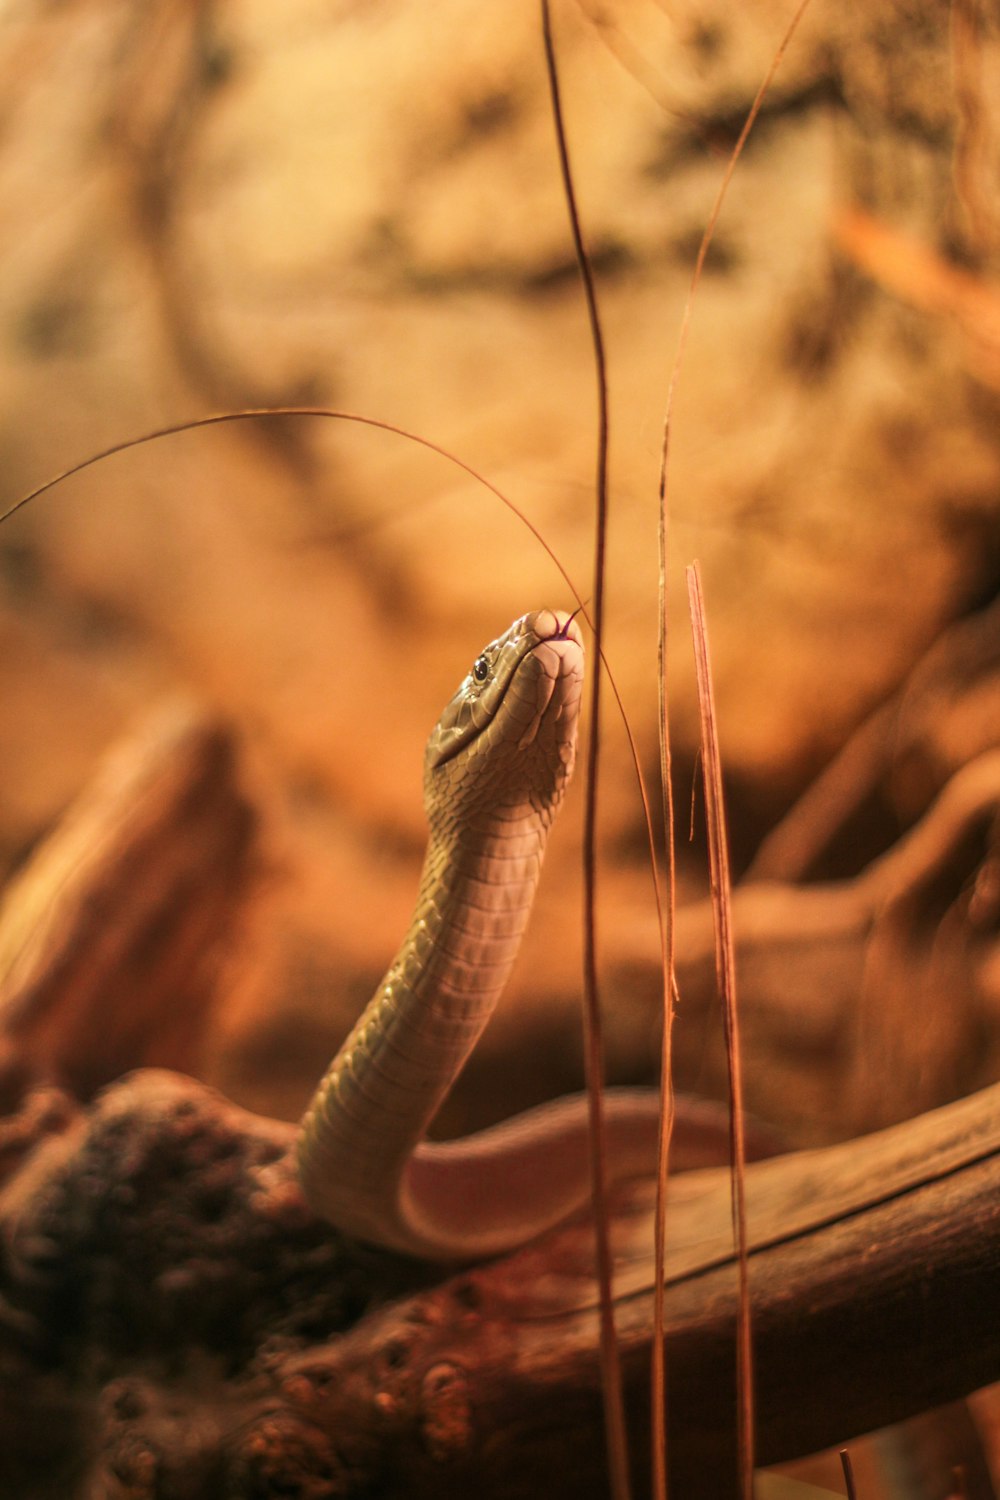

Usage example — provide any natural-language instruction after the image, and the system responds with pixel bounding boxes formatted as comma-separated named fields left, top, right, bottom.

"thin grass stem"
left=541, top=5, right=631, bottom=1498
left=687, top=560, right=753, bottom=1500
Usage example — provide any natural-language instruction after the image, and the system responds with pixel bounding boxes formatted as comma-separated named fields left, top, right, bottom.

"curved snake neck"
left=296, top=608, right=659, bottom=1261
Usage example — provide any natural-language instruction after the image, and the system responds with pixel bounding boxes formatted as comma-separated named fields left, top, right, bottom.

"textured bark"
left=0, top=700, right=256, bottom=1106
left=1, top=1068, right=999, bottom=1498
left=619, top=744, right=1000, bottom=1143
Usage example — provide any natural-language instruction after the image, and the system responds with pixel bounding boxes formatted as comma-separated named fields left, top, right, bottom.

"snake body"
left=297, top=609, right=666, bottom=1261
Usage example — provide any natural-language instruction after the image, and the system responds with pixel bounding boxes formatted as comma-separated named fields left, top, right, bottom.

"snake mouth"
left=427, top=610, right=584, bottom=770
left=516, top=617, right=584, bottom=751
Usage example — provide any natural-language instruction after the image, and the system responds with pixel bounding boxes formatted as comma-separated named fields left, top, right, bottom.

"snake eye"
left=472, top=654, right=489, bottom=683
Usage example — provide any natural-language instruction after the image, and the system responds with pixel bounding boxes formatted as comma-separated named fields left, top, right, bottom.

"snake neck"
left=296, top=608, right=583, bottom=1258
left=407, top=806, right=548, bottom=986
left=296, top=800, right=554, bottom=1247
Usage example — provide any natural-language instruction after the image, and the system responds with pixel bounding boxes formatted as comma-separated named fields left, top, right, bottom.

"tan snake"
left=296, top=609, right=697, bottom=1261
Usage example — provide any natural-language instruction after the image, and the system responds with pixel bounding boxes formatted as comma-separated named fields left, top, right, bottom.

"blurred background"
left=0, top=0, right=997, bottom=1152
left=1, top=1, right=999, bottom=1491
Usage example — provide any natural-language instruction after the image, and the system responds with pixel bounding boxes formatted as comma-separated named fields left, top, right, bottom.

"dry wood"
left=617, top=749, right=1000, bottom=1142
left=0, top=700, right=256, bottom=1107
left=748, top=597, right=1000, bottom=885
left=1, top=1065, right=999, bottom=1497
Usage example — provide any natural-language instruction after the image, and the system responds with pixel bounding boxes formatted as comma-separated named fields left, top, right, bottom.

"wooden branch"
left=0, top=700, right=256, bottom=1108
left=1, top=1067, right=999, bottom=1497
left=625, top=751, right=1000, bottom=1141
left=748, top=596, right=1000, bottom=884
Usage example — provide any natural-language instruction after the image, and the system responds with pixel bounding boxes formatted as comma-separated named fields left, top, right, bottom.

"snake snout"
left=530, top=606, right=585, bottom=651
left=517, top=620, right=584, bottom=752
left=425, top=610, right=583, bottom=773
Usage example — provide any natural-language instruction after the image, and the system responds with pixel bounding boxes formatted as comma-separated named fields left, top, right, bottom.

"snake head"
left=424, top=609, right=584, bottom=827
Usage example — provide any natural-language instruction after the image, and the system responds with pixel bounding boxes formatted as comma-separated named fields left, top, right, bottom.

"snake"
left=296, top=608, right=696, bottom=1262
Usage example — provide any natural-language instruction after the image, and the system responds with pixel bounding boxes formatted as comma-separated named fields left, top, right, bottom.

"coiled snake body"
left=297, top=609, right=666, bottom=1261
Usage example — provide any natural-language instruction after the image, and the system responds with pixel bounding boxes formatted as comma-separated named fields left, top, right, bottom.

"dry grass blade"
left=652, top=7, right=813, bottom=1491
left=656, top=0, right=814, bottom=505
left=540, top=5, right=630, bottom=1498
left=650, top=877, right=677, bottom=1500
left=840, top=1447, right=858, bottom=1500
left=687, top=560, right=754, bottom=1498
left=0, top=409, right=572, bottom=596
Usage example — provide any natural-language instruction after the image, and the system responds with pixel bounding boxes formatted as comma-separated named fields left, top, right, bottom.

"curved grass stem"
left=688, top=560, right=753, bottom=1499
left=541, top=5, right=630, bottom=1498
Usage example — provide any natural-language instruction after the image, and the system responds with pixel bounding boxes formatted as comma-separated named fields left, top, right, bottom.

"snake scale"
left=296, top=609, right=699, bottom=1261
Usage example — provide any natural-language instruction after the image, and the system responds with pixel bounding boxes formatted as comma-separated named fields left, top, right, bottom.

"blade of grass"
left=1, top=408, right=669, bottom=990
left=541, top=5, right=630, bottom=1499
left=651, top=613, right=678, bottom=1500
left=653, top=9, right=814, bottom=1492
left=687, top=559, right=753, bottom=1500
left=0, top=407, right=570, bottom=585
left=839, top=1448, right=857, bottom=1500
left=657, top=0, right=814, bottom=508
